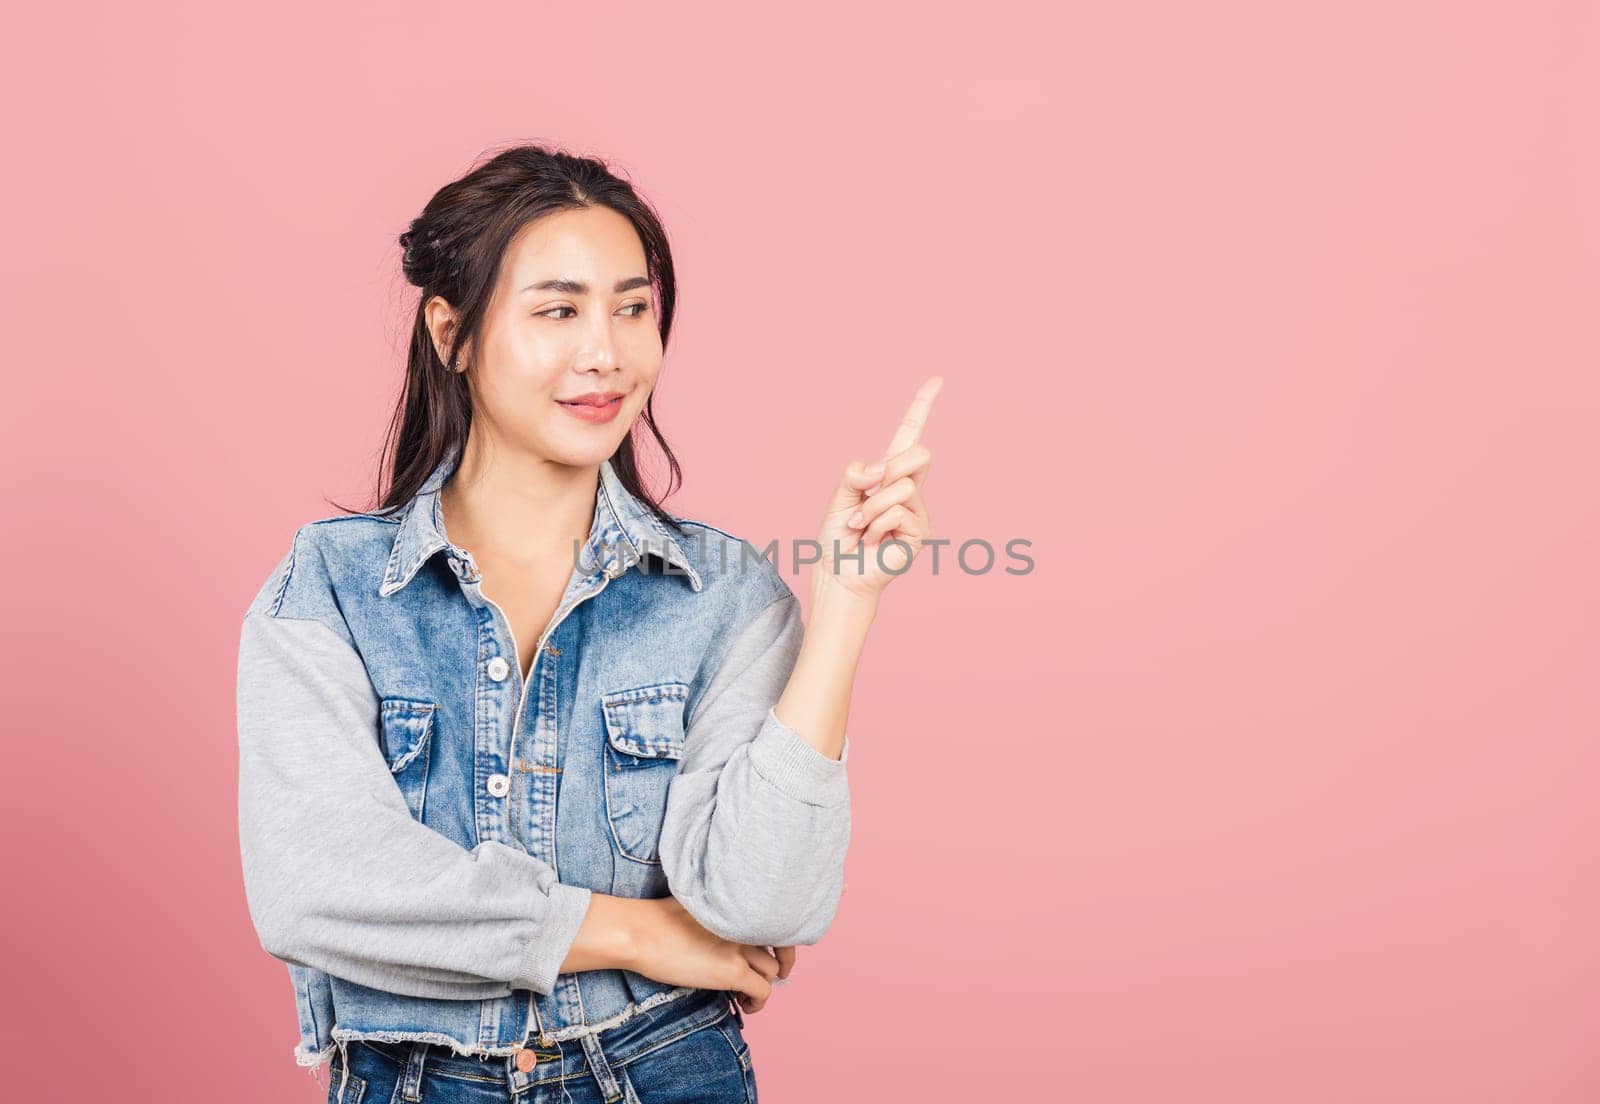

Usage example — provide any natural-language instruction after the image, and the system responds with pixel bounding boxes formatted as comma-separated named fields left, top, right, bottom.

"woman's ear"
left=424, top=294, right=462, bottom=368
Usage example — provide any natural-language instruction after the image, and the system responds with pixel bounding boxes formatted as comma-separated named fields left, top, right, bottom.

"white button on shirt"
left=486, top=656, right=510, bottom=682
left=486, top=773, right=510, bottom=798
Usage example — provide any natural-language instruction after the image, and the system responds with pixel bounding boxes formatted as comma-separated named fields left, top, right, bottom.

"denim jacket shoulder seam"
left=270, top=512, right=401, bottom=615
left=252, top=527, right=360, bottom=653
left=265, top=525, right=304, bottom=618
left=669, top=519, right=792, bottom=591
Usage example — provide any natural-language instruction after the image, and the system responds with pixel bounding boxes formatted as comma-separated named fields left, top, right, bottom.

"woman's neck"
left=438, top=441, right=598, bottom=567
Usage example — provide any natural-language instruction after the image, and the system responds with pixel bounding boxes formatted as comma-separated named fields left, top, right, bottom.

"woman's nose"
left=577, top=315, right=621, bottom=371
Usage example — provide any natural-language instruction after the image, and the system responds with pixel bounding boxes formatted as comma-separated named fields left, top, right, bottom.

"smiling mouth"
left=555, top=393, right=627, bottom=423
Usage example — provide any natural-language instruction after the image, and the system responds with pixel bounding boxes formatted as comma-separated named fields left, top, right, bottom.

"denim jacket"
left=235, top=446, right=851, bottom=1072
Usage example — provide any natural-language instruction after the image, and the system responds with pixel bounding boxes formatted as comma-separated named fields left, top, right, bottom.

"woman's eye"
left=537, top=303, right=648, bottom=320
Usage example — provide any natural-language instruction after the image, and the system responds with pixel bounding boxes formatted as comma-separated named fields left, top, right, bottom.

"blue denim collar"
left=378, top=446, right=703, bottom=597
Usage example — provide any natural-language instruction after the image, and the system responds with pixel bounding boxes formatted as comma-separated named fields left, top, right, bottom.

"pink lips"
left=556, top=391, right=625, bottom=424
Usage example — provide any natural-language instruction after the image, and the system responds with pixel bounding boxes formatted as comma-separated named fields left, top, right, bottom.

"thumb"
left=828, top=459, right=886, bottom=514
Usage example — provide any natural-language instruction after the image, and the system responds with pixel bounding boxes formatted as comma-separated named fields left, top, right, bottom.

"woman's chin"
left=537, top=427, right=630, bottom=469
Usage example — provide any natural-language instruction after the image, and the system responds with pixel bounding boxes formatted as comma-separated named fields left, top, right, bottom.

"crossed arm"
left=235, top=582, right=859, bottom=1001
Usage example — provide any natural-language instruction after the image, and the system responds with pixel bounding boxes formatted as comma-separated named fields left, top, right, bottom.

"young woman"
left=236, top=145, right=939, bottom=1104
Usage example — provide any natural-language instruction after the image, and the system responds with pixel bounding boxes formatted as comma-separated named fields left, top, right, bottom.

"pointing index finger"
left=882, top=375, right=944, bottom=459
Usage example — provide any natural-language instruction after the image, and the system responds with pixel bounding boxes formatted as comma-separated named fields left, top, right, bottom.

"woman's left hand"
left=810, top=376, right=942, bottom=606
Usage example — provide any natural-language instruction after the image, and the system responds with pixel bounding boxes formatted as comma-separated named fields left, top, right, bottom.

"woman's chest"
left=361, top=574, right=706, bottom=907
left=474, top=554, right=574, bottom=682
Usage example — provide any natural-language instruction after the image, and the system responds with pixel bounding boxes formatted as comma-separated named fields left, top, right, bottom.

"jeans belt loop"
left=399, top=1042, right=427, bottom=1102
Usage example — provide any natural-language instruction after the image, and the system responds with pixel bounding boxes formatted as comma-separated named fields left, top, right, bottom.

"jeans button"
left=487, top=773, right=510, bottom=798
left=487, top=656, right=510, bottom=682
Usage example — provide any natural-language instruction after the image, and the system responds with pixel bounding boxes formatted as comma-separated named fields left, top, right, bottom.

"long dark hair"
left=331, top=143, right=686, bottom=533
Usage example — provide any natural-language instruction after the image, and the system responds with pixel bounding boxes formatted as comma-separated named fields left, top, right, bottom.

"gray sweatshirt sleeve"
left=236, top=610, right=593, bottom=1000
left=657, top=590, right=852, bottom=947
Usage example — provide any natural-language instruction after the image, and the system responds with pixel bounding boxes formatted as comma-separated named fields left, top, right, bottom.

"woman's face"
left=435, top=205, right=664, bottom=469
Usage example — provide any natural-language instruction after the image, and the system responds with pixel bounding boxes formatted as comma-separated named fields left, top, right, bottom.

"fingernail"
left=847, top=511, right=864, bottom=528
left=865, top=462, right=885, bottom=477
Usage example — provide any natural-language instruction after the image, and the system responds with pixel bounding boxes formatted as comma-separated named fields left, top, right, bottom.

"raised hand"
left=812, top=376, right=942, bottom=604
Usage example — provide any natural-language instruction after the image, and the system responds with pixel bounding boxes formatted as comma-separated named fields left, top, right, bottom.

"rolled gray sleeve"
left=236, top=611, right=592, bottom=1000
left=657, top=591, right=852, bottom=946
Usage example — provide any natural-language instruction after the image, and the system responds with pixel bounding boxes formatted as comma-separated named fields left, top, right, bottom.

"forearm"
left=774, top=580, right=878, bottom=763
left=560, top=892, right=645, bottom=973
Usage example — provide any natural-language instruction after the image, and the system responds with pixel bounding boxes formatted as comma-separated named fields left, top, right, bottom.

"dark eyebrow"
left=520, top=276, right=652, bottom=295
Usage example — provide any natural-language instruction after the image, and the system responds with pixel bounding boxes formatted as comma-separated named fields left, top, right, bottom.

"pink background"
left=4, top=2, right=1597, bottom=1100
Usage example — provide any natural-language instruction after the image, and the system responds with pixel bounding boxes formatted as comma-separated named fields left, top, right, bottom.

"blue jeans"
left=325, top=998, right=758, bottom=1103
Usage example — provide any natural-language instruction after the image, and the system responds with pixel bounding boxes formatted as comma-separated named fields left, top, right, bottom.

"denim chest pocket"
left=601, top=682, right=689, bottom=865
left=378, top=697, right=436, bottom=821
